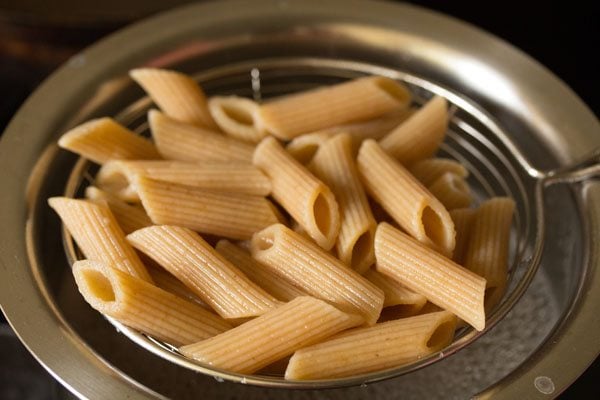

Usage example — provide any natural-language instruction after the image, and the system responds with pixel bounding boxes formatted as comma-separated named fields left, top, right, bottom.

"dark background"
left=0, top=0, right=598, bottom=398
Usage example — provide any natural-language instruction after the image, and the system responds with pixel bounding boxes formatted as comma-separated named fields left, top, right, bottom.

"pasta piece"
left=449, top=208, right=476, bottom=265
left=149, top=110, right=254, bottom=163
left=128, top=225, right=281, bottom=319
left=57, top=117, right=160, bottom=165
left=48, top=197, right=152, bottom=282
left=310, top=134, right=377, bottom=273
left=146, top=264, right=208, bottom=307
left=285, top=311, right=456, bottom=379
left=364, top=268, right=427, bottom=314
left=427, top=173, right=472, bottom=210
left=286, top=132, right=331, bottom=164
left=374, top=222, right=486, bottom=331
left=134, top=176, right=279, bottom=240
left=95, top=160, right=271, bottom=202
left=463, top=198, right=515, bottom=310
left=357, top=140, right=455, bottom=256
left=379, top=96, right=448, bottom=165
left=208, top=96, right=267, bottom=143
left=409, top=158, right=469, bottom=186
left=257, top=76, right=411, bottom=139
left=251, top=224, right=384, bottom=325
left=73, top=260, right=230, bottom=346
left=215, top=240, right=306, bottom=302
left=84, top=186, right=153, bottom=234
left=130, top=68, right=217, bottom=129
left=253, top=137, right=340, bottom=250
left=180, top=296, right=363, bottom=374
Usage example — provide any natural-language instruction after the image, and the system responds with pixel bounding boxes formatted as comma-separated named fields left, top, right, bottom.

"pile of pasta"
left=49, top=69, right=514, bottom=380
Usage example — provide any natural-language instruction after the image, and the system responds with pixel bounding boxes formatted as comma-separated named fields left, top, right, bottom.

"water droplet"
left=360, top=383, right=367, bottom=388
left=213, top=376, right=225, bottom=383
left=534, top=376, right=555, bottom=394
left=240, top=377, right=247, bottom=384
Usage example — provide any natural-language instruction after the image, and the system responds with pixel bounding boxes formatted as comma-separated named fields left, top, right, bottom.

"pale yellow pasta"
left=463, top=197, right=515, bottom=310
left=180, top=296, right=363, bottom=374
left=134, top=176, right=279, bottom=240
left=357, top=140, right=455, bottom=256
left=72, top=259, right=230, bottom=346
left=449, top=208, right=476, bottom=265
left=146, top=265, right=208, bottom=307
left=48, top=197, right=152, bottom=282
left=257, top=76, right=411, bottom=139
left=286, top=132, right=332, bottom=164
left=427, top=172, right=472, bottom=210
left=208, top=96, right=267, bottom=143
left=215, top=240, right=306, bottom=302
left=251, top=224, right=384, bottom=325
left=95, top=160, right=271, bottom=202
left=285, top=311, right=456, bottom=379
left=130, top=68, right=218, bottom=129
left=310, top=134, right=376, bottom=273
left=253, top=137, right=340, bottom=250
left=84, top=186, right=153, bottom=234
left=57, top=117, right=160, bottom=165
left=409, top=158, right=469, bottom=186
left=374, top=222, right=486, bottom=331
left=364, top=268, right=427, bottom=315
left=149, top=110, right=254, bottom=163
left=127, top=225, right=281, bottom=319
left=379, top=96, right=448, bottom=165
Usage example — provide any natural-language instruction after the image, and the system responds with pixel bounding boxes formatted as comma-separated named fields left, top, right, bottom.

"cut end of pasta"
left=373, top=77, right=411, bottom=106
left=72, top=260, right=121, bottom=314
left=420, top=204, right=455, bottom=256
left=425, top=317, right=456, bottom=350
left=349, top=230, right=374, bottom=273
left=309, top=188, right=340, bottom=250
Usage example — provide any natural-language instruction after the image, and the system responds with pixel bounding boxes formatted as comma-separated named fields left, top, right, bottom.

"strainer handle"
left=541, top=147, right=600, bottom=185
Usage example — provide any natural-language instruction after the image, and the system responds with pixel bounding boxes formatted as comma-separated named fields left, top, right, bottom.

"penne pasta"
left=180, top=296, right=364, bottom=374
left=130, top=68, right=218, bottom=129
left=84, top=186, right=153, bottom=234
left=208, top=96, right=267, bottom=143
left=73, top=259, right=230, bottom=346
left=285, top=311, right=456, bottom=379
left=257, top=76, right=411, bottom=139
left=310, top=134, right=377, bottom=273
left=253, top=137, right=340, bottom=250
left=95, top=160, right=271, bottom=202
left=427, top=172, right=472, bottom=210
left=48, top=197, right=152, bottom=282
left=379, top=96, right=448, bottom=165
left=215, top=240, right=306, bottom=302
left=149, top=110, right=254, bottom=163
left=286, top=132, right=332, bottom=164
left=251, top=224, right=384, bottom=325
left=364, top=268, right=427, bottom=316
left=449, top=208, right=476, bottom=265
left=57, top=117, right=160, bottom=165
left=463, top=197, right=515, bottom=310
left=409, top=158, right=469, bottom=187
left=146, top=264, right=208, bottom=307
left=134, top=176, right=279, bottom=240
left=357, top=140, right=455, bottom=256
left=374, top=222, right=486, bottom=331
left=127, top=225, right=281, bottom=319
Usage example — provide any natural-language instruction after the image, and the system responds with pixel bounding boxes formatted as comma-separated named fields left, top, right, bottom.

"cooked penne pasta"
left=215, top=240, right=306, bottom=302
left=257, top=76, right=411, bottom=139
left=73, top=259, right=230, bottom=346
left=128, top=225, right=281, bottom=319
left=379, top=96, right=448, bottom=165
left=463, top=197, right=515, bottom=310
left=409, top=158, right=469, bottom=186
left=374, top=222, right=486, bottom=331
left=146, top=264, right=208, bottom=307
left=364, top=268, right=427, bottom=316
left=427, top=172, right=472, bottom=210
left=180, top=296, right=364, bottom=374
left=310, top=134, right=377, bottom=273
left=285, top=311, right=456, bottom=379
left=253, top=137, right=340, bottom=250
left=48, top=197, right=152, bottom=282
left=134, top=176, right=279, bottom=240
left=208, top=96, right=267, bottom=143
left=84, top=186, right=153, bottom=234
left=95, top=160, right=271, bottom=202
left=149, top=110, right=254, bottom=163
left=357, top=140, right=455, bottom=256
left=286, top=132, right=331, bottom=164
left=57, top=117, right=160, bottom=165
left=130, top=68, right=217, bottom=129
left=251, top=224, right=384, bottom=325
left=449, top=208, right=476, bottom=265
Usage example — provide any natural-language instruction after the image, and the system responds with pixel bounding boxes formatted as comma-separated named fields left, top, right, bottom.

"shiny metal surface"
left=1, top=0, right=599, bottom=399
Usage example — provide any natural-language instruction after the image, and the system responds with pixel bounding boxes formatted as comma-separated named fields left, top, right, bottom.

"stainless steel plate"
left=1, top=0, right=599, bottom=399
